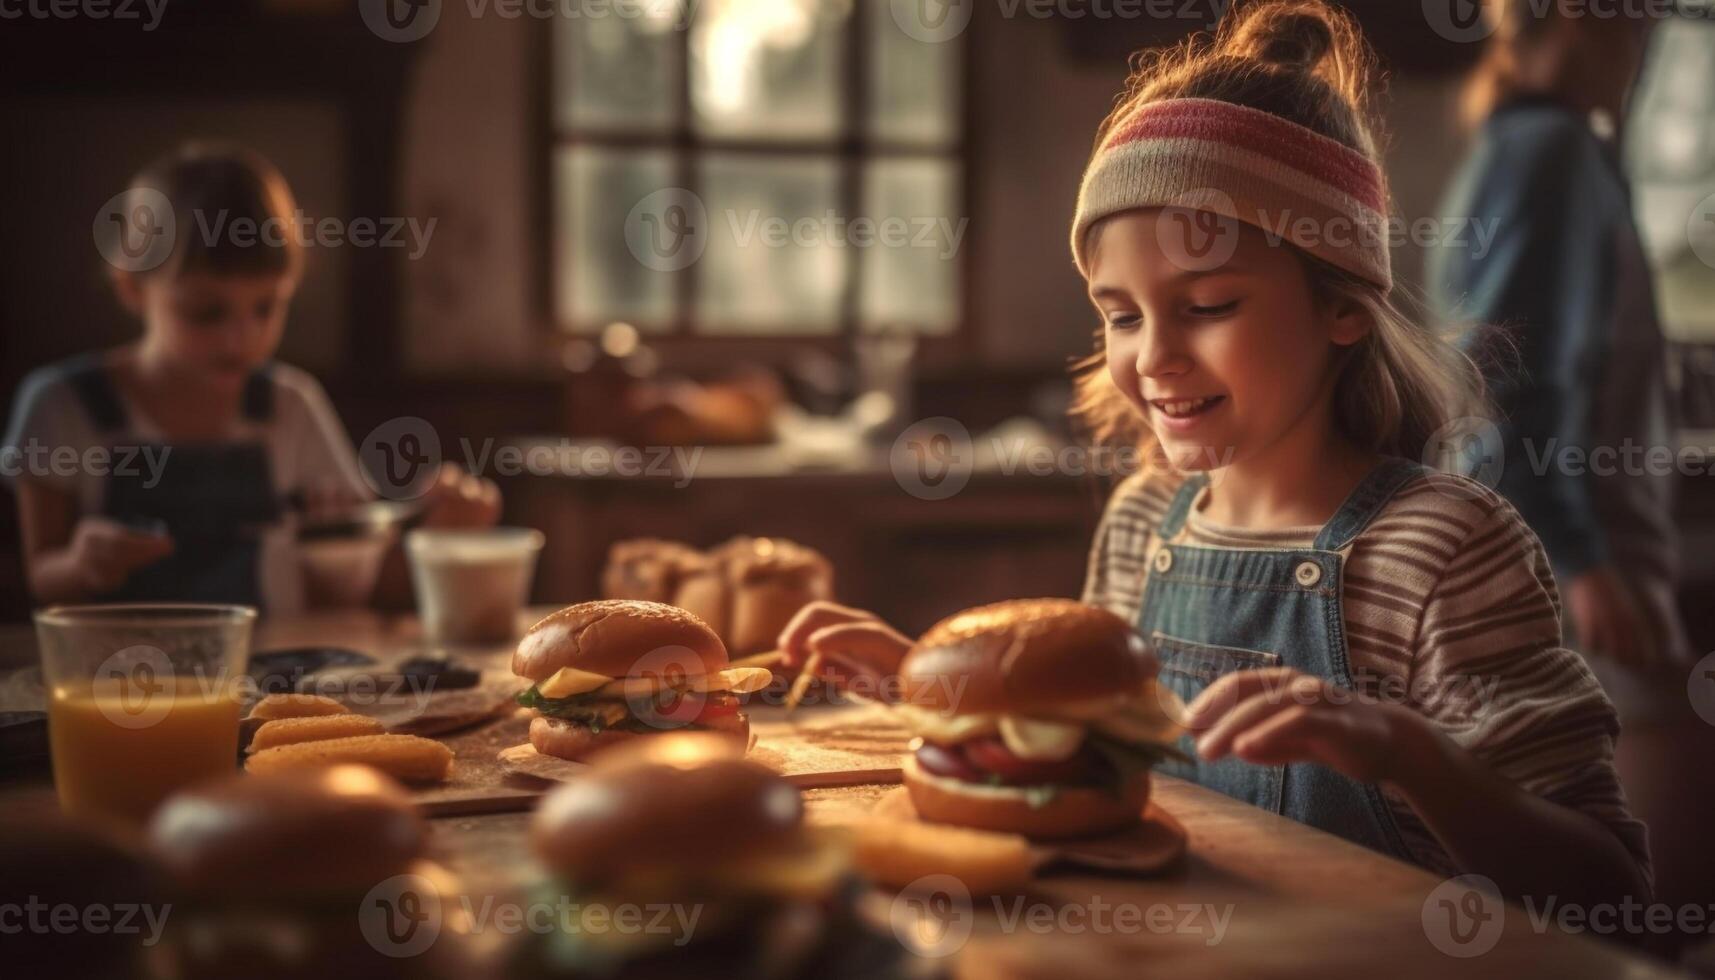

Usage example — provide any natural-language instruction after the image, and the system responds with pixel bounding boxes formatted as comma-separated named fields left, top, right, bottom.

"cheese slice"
left=535, top=666, right=615, bottom=699
left=894, top=680, right=1185, bottom=752
left=537, top=666, right=773, bottom=700
left=998, top=715, right=1085, bottom=761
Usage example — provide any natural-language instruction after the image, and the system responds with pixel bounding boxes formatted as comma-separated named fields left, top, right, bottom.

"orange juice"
left=48, top=675, right=241, bottom=826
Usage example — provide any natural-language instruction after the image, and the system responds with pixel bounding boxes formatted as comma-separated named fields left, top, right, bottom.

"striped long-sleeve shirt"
left=1082, top=466, right=1652, bottom=885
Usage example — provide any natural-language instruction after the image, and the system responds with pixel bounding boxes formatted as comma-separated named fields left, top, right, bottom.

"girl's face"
left=1087, top=209, right=1368, bottom=472
left=120, top=270, right=296, bottom=387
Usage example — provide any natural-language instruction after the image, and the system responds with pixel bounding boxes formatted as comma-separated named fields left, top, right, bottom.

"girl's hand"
left=69, top=517, right=175, bottom=594
left=1185, top=667, right=1433, bottom=786
left=418, top=463, right=501, bottom=529
left=775, top=601, right=913, bottom=693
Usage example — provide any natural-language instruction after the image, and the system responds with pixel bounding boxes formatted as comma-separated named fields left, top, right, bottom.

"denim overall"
left=1139, top=458, right=1422, bottom=859
left=66, top=359, right=280, bottom=608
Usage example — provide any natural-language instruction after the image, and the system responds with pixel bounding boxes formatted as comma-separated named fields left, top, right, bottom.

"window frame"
left=532, top=2, right=975, bottom=360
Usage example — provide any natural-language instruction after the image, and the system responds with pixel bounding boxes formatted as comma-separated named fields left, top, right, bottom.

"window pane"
left=697, top=154, right=844, bottom=333
left=860, top=157, right=961, bottom=334
left=555, top=147, right=678, bottom=332
left=554, top=4, right=684, bottom=132
left=867, top=3, right=960, bottom=145
left=690, top=0, right=849, bottom=141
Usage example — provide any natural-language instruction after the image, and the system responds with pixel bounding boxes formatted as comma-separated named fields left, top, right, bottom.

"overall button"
left=1153, top=548, right=1173, bottom=574
left=1293, top=560, right=1323, bottom=587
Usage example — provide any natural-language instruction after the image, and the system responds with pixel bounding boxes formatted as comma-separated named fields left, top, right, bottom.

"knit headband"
left=1070, top=97, right=1392, bottom=291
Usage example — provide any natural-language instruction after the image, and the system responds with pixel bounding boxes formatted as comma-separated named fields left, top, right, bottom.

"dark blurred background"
left=1, top=0, right=1711, bottom=638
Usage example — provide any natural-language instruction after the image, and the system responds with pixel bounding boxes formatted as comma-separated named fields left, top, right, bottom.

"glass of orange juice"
left=35, top=603, right=256, bottom=828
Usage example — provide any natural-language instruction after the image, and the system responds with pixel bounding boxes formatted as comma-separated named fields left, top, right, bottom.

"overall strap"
left=63, top=358, right=127, bottom=433
left=1157, top=473, right=1209, bottom=540
left=240, top=363, right=275, bottom=422
left=1312, top=457, right=1426, bottom=551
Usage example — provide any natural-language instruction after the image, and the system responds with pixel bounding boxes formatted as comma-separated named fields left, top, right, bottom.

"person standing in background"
left=1429, top=0, right=1688, bottom=668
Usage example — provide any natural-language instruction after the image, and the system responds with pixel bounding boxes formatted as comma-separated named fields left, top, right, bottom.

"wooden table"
left=0, top=610, right=1689, bottom=979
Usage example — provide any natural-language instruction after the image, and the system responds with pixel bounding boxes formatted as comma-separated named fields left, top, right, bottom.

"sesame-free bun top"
left=513, top=599, right=728, bottom=681
left=900, top=598, right=1155, bottom=715
left=148, top=766, right=426, bottom=901
left=531, top=733, right=802, bottom=880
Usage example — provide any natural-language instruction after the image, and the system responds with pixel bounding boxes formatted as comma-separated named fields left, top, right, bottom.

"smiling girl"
left=1071, top=0, right=1650, bottom=909
left=786, top=0, right=1652, bottom=914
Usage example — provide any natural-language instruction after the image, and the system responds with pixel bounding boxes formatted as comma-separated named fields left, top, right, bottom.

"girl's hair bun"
left=1227, top=3, right=1336, bottom=74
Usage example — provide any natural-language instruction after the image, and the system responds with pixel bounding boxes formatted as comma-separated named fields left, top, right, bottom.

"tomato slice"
left=914, top=741, right=983, bottom=782
left=960, top=736, right=1100, bottom=785
left=693, top=692, right=740, bottom=723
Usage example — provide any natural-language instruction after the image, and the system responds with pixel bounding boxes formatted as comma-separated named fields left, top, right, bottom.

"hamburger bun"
left=149, top=766, right=427, bottom=901
left=532, top=741, right=801, bottom=881
left=903, top=755, right=1149, bottom=840
left=900, top=598, right=1156, bottom=715
left=514, top=600, right=728, bottom=682
left=529, top=715, right=644, bottom=760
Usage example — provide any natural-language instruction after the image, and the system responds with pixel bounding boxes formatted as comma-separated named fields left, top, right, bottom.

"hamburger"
left=896, top=598, right=1185, bottom=839
left=519, top=733, right=900, bottom=979
left=1, top=812, right=169, bottom=980
left=512, top=600, right=772, bottom=762
left=146, top=766, right=469, bottom=979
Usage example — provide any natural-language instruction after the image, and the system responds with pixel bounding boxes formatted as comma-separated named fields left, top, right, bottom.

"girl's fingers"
left=1184, top=667, right=1311, bottom=730
left=1194, top=690, right=1300, bottom=760
left=1230, top=707, right=1348, bottom=767
left=775, top=602, right=879, bottom=665
left=807, top=621, right=912, bottom=681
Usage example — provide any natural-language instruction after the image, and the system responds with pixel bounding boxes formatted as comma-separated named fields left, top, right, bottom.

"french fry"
left=249, top=693, right=349, bottom=721
left=245, top=734, right=453, bottom=783
left=784, top=650, right=823, bottom=712
left=248, top=714, right=385, bottom=753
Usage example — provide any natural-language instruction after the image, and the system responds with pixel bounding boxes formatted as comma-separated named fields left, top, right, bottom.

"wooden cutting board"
left=424, top=703, right=911, bottom=816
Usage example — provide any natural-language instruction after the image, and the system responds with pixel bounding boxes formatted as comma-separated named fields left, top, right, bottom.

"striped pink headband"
left=1070, top=98, right=1392, bottom=291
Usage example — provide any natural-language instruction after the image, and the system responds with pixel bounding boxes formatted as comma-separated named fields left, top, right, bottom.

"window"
left=1625, top=9, right=1715, bottom=343
left=548, top=0, right=966, bottom=340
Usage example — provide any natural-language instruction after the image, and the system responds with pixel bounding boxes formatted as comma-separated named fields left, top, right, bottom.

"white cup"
left=405, top=527, right=545, bottom=646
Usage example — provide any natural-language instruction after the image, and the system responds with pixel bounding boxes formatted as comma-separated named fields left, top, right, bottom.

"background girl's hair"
left=126, top=141, right=302, bottom=279
left=1462, top=0, right=1556, bottom=127
left=1071, top=0, right=1488, bottom=464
